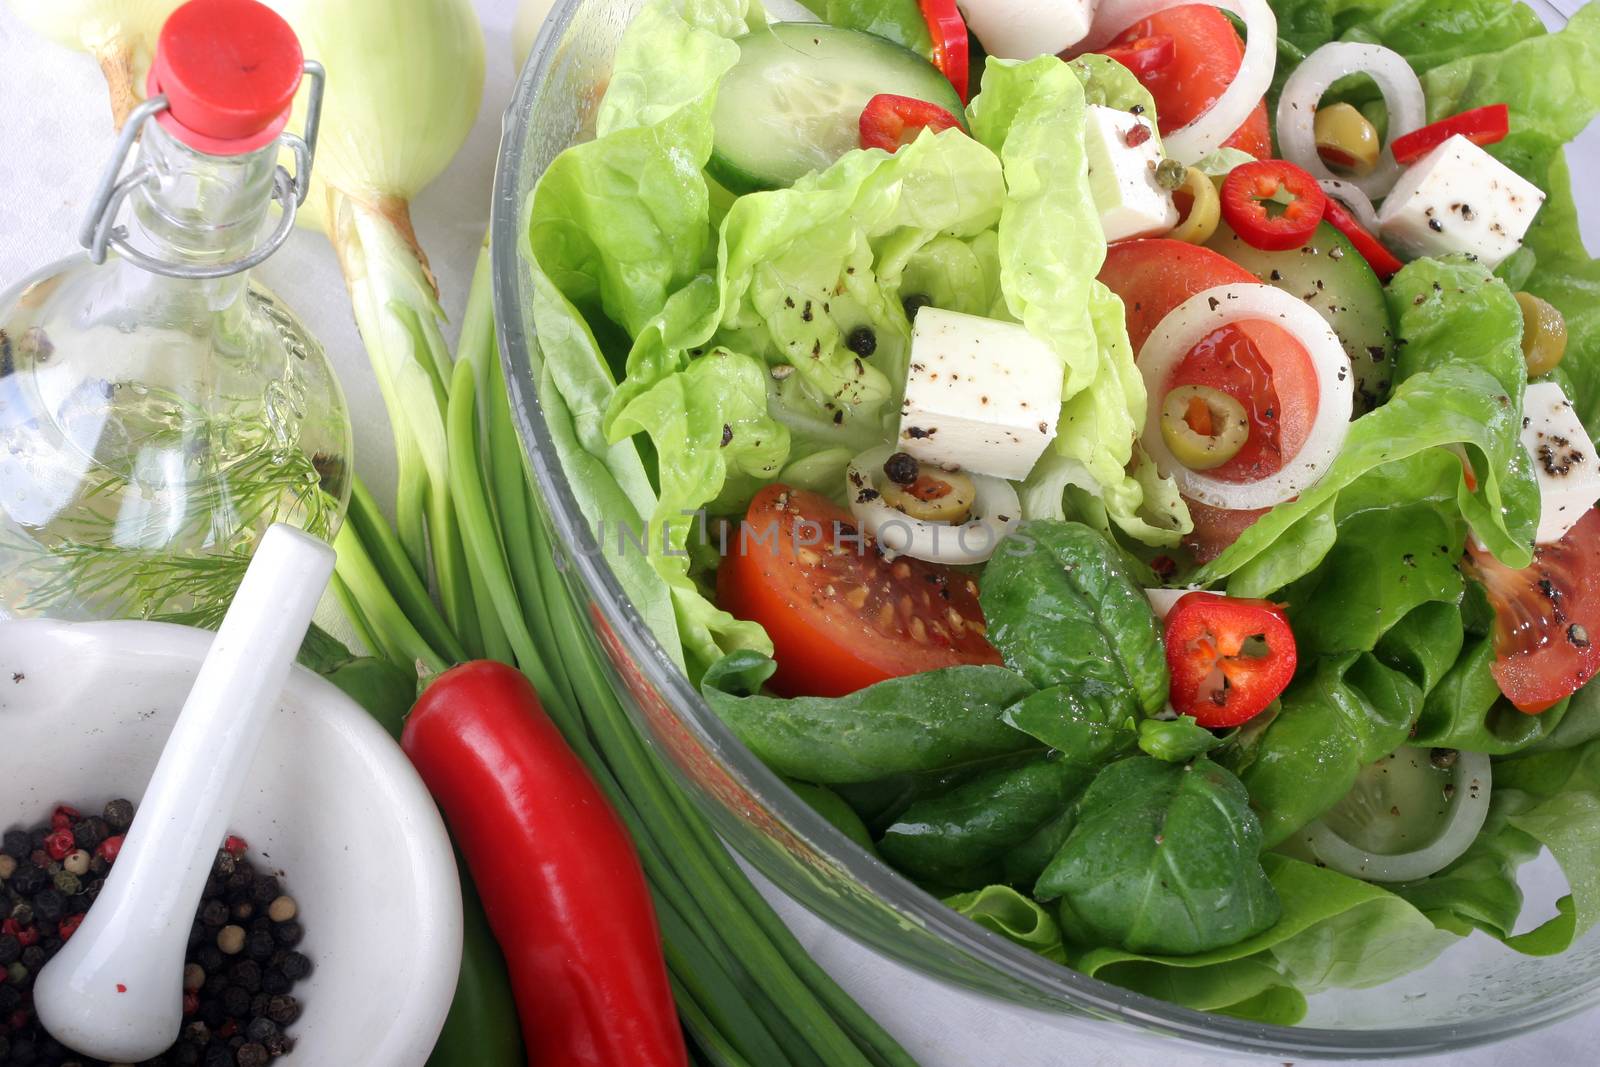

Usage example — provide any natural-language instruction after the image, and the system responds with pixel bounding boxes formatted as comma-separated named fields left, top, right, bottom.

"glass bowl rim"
left=489, top=0, right=1600, bottom=1056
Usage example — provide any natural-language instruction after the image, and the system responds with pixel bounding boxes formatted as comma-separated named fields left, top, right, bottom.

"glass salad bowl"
left=491, top=0, right=1600, bottom=1057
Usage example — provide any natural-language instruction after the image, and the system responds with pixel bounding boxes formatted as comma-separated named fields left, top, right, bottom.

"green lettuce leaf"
left=798, top=0, right=933, bottom=58
left=1223, top=652, right=1424, bottom=846
left=1075, top=854, right=1457, bottom=1024
left=944, top=885, right=1068, bottom=964
left=1198, top=256, right=1539, bottom=595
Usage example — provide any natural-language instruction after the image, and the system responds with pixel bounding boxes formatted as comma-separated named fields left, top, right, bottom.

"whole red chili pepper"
left=402, top=662, right=686, bottom=1067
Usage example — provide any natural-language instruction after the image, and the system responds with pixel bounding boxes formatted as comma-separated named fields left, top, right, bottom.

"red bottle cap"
left=148, top=0, right=304, bottom=155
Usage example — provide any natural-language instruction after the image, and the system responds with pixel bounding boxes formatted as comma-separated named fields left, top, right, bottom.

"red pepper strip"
left=1322, top=198, right=1403, bottom=281
left=1220, top=159, right=1328, bottom=252
left=403, top=662, right=687, bottom=1067
left=1391, top=104, right=1510, bottom=166
left=917, top=0, right=969, bottom=102
left=859, top=93, right=962, bottom=152
left=1099, top=34, right=1177, bottom=78
left=1164, top=592, right=1297, bottom=728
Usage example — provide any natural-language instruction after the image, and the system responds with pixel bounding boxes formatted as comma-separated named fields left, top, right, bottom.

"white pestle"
left=33, top=524, right=336, bottom=1062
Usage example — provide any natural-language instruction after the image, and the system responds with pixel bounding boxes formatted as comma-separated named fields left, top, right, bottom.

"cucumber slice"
left=1206, top=219, right=1395, bottom=414
left=709, top=23, right=965, bottom=195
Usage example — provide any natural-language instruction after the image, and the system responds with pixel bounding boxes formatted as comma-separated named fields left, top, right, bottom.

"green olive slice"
left=1160, top=385, right=1249, bottom=471
left=880, top=469, right=977, bottom=523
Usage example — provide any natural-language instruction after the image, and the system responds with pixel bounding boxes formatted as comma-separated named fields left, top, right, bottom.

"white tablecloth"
left=2, top=2, right=1597, bottom=1064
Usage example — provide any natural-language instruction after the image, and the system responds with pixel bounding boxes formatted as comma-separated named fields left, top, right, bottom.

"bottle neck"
left=127, top=123, right=280, bottom=286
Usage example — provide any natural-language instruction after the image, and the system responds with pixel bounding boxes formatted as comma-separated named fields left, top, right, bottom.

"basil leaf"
left=1138, top=717, right=1223, bottom=763
left=1001, top=682, right=1138, bottom=762
left=981, top=521, right=1168, bottom=716
left=878, top=754, right=1094, bottom=890
left=1036, top=757, right=1280, bottom=955
left=701, top=651, right=1037, bottom=784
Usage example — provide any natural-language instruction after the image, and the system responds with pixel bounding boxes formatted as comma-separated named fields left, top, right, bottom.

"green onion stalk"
left=337, top=243, right=920, bottom=1067
left=264, top=0, right=488, bottom=655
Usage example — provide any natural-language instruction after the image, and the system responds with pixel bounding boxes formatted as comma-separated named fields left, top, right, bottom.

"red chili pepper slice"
left=1322, top=198, right=1404, bottom=281
left=1164, top=592, right=1298, bottom=728
left=859, top=93, right=962, bottom=153
left=1099, top=34, right=1177, bottom=78
left=918, top=0, right=970, bottom=102
left=1220, top=160, right=1328, bottom=252
left=1391, top=104, right=1510, bottom=166
left=403, top=662, right=687, bottom=1067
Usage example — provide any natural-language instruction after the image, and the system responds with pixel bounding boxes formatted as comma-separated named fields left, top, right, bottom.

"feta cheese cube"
left=1083, top=105, right=1179, bottom=243
left=897, top=307, right=1062, bottom=480
left=1377, top=134, right=1545, bottom=269
left=1522, top=381, right=1600, bottom=544
left=958, top=0, right=1094, bottom=60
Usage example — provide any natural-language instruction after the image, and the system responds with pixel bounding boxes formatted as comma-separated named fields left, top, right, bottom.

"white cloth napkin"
left=2, top=2, right=1597, bottom=1064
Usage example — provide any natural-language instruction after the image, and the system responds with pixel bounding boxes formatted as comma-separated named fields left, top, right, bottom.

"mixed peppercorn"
left=0, top=801, right=310, bottom=1066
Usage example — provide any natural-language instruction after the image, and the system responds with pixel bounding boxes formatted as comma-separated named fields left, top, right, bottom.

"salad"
left=523, top=0, right=1600, bottom=1022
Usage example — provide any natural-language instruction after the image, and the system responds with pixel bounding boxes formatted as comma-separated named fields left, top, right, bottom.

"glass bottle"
left=0, top=0, right=351, bottom=626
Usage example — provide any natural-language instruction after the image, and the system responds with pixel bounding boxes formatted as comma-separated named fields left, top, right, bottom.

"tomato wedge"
left=1164, top=592, right=1297, bottom=727
left=716, top=484, right=1001, bottom=698
left=917, top=0, right=970, bottom=103
left=1101, top=6, right=1271, bottom=159
left=859, top=93, right=962, bottom=152
left=1391, top=104, right=1510, bottom=166
left=1464, top=508, right=1600, bottom=714
left=1221, top=160, right=1328, bottom=252
left=1322, top=198, right=1403, bottom=281
left=1101, top=34, right=1177, bottom=78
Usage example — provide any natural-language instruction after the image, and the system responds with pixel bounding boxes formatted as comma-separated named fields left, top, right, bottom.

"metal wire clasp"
left=76, top=61, right=326, bottom=280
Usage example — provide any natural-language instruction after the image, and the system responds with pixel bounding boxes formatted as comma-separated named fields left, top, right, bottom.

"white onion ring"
left=846, top=447, right=1021, bottom=565
left=1319, top=179, right=1381, bottom=232
left=1305, top=749, right=1491, bottom=883
left=1080, top=0, right=1278, bottom=164
left=1277, top=43, right=1426, bottom=200
left=1139, top=284, right=1353, bottom=511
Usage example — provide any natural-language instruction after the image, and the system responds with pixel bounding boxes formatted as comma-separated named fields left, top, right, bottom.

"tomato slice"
left=917, top=0, right=970, bottom=103
left=1464, top=508, right=1600, bottom=714
left=1100, top=237, right=1317, bottom=518
left=1100, top=34, right=1177, bottom=78
left=716, top=484, right=1001, bottom=698
left=1220, top=160, right=1328, bottom=252
left=1322, top=198, right=1403, bottom=281
left=859, top=94, right=962, bottom=152
left=1391, top=104, right=1510, bottom=167
left=1164, top=591, right=1297, bottom=727
left=1102, top=6, right=1271, bottom=159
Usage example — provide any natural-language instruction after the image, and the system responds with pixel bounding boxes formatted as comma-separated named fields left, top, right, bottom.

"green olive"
left=881, top=468, right=977, bottom=523
left=1169, top=166, right=1220, bottom=246
left=1314, top=103, right=1380, bottom=176
left=1516, top=291, right=1568, bottom=378
left=1160, top=385, right=1250, bottom=471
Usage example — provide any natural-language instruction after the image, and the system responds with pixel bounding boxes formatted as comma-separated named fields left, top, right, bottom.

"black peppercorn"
left=251, top=876, right=280, bottom=906
left=198, top=944, right=226, bottom=973
left=10, top=901, right=33, bottom=925
left=261, top=967, right=291, bottom=995
left=845, top=326, right=877, bottom=357
left=231, top=899, right=255, bottom=922
left=2, top=829, right=30, bottom=858
left=271, top=920, right=303, bottom=947
left=263, top=1031, right=290, bottom=1056
left=32, top=888, right=65, bottom=924
left=202, top=1000, right=229, bottom=1030
left=213, top=851, right=237, bottom=879
left=0, top=933, right=20, bottom=965
left=278, top=951, right=312, bottom=981
left=231, top=959, right=263, bottom=993
left=901, top=293, right=932, bottom=321
left=265, top=995, right=300, bottom=1026
left=21, top=944, right=46, bottom=969
left=250, top=993, right=272, bottom=1019
left=226, top=868, right=255, bottom=894
left=882, top=451, right=920, bottom=486
left=238, top=1042, right=271, bottom=1067
left=202, top=899, right=229, bottom=927
left=10, top=1037, right=38, bottom=1065
left=204, top=1044, right=234, bottom=1067
left=11, top=864, right=47, bottom=896
left=70, top=817, right=107, bottom=852
left=247, top=929, right=276, bottom=961
left=245, top=1017, right=279, bottom=1044
left=222, top=984, right=253, bottom=1018
left=0, top=982, right=22, bottom=1012
left=175, top=1043, right=202, bottom=1066
left=102, top=798, right=135, bottom=833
